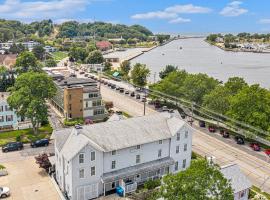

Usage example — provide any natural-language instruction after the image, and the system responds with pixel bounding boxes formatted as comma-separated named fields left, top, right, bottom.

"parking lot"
left=0, top=142, right=60, bottom=200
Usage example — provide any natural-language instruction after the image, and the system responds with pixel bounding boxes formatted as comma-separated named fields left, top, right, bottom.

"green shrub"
left=249, top=189, right=256, bottom=199
left=16, top=135, right=22, bottom=142
left=64, top=118, right=84, bottom=126
left=144, top=179, right=161, bottom=190
left=0, top=164, right=5, bottom=170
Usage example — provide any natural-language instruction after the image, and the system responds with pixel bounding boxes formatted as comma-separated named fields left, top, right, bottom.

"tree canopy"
left=32, top=45, right=45, bottom=60
left=130, top=63, right=150, bottom=87
left=159, top=65, right=178, bottom=79
left=8, top=72, right=56, bottom=134
left=14, top=51, right=40, bottom=73
left=68, top=46, right=88, bottom=63
left=160, top=159, right=234, bottom=200
left=86, top=50, right=104, bottom=64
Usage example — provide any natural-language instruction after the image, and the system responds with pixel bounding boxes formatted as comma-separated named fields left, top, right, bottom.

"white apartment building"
left=54, top=111, right=193, bottom=200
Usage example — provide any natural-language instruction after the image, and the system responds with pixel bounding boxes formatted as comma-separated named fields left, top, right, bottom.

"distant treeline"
left=0, top=19, right=153, bottom=42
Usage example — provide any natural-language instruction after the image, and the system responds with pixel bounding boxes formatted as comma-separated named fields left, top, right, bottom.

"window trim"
left=79, top=153, right=84, bottom=164
left=184, top=144, right=188, bottom=152
left=91, top=166, right=96, bottom=176
left=176, top=145, right=180, bottom=154
left=111, top=160, right=116, bottom=169
left=111, top=150, right=116, bottom=155
left=136, top=154, right=141, bottom=164
left=90, top=151, right=96, bottom=161
left=177, top=132, right=180, bottom=141
left=79, top=168, right=85, bottom=179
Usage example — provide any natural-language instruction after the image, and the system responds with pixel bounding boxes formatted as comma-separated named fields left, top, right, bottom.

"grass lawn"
left=251, top=186, right=270, bottom=200
left=0, top=124, right=53, bottom=146
left=51, top=51, right=68, bottom=62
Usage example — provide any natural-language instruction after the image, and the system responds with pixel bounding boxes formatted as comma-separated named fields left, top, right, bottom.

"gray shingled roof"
left=221, top=164, right=252, bottom=193
left=55, top=111, right=186, bottom=161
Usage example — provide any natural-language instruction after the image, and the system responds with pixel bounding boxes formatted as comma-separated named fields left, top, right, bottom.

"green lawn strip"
left=0, top=124, right=53, bottom=146
left=251, top=186, right=270, bottom=200
left=51, top=51, right=68, bottom=61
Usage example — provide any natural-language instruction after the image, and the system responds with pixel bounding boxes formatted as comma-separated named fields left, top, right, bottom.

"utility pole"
left=153, top=72, right=156, bottom=84
left=143, top=89, right=146, bottom=116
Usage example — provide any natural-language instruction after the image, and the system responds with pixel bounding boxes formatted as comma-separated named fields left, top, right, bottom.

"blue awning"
left=112, top=72, right=120, bottom=77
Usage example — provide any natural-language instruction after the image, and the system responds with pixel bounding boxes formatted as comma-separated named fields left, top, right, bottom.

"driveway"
left=0, top=157, right=60, bottom=200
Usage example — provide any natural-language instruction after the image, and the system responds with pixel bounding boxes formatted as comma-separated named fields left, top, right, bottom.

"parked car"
left=208, top=126, right=216, bottom=133
left=250, top=143, right=261, bottom=151
left=180, top=112, right=186, bottom=119
left=119, top=88, right=124, bottom=93
left=2, top=142, right=23, bottom=153
left=235, top=136, right=245, bottom=145
left=222, top=131, right=230, bottom=138
left=104, top=82, right=108, bottom=85
left=84, top=74, right=89, bottom=77
left=199, top=121, right=206, bottom=127
left=130, top=92, right=135, bottom=97
left=0, top=187, right=10, bottom=198
left=136, top=94, right=141, bottom=99
left=265, top=149, right=270, bottom=157
left=125, top=91, right=130, bottom=95
left=162, top=106, right=169, bottom=112
left=115, top=87, right=120, bottom=91
left=31, top=139, right=49, bottom=148
left=79, top=71, right=85, bottom=74
left=110, top=84, right=116, bottom=89
left=69, top=73, right=76, bottom=78
left=141, top=97, right=146, bottom=102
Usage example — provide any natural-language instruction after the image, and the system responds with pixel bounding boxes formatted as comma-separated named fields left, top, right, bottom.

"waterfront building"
left=49, top=74, right=107, bottom=121
left=53, top=111, right=193, bottom=200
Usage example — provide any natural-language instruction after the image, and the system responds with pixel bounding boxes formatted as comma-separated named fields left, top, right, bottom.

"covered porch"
left=101, top=157, right=175, bottom=195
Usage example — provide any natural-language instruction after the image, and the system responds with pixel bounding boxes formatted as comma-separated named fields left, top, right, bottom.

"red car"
left=265, top=149, right=270, bottom=157
left=250, top=143, right=261, bottom=151
left=208, top=126, right=216, bottom=133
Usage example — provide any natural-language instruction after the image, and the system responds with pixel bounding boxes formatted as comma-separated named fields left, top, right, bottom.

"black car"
left=115, top=87, right=120, bottom=90
left=199, top=121, right=206, bottom=127
left=2, top=142, right=23, bottom=152
left=119, top=88, right=124, bottom=93
left=130, top=92, right=135, bottom=97
left=31, top=139, right=49, bottom=148
left=235, top=136, right=245, bottom=145
left=110, top=84, right=116, bottom=89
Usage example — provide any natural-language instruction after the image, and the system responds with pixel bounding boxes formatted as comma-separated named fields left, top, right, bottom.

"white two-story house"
left=54, top=111, right=193, bottom=200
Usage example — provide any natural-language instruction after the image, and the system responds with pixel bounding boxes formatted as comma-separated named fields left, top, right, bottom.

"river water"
left=131, top=38, right=270, bottom=88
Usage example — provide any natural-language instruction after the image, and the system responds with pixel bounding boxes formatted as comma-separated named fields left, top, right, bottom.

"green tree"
left=224, top=77, right=248, bottom=96
left=120, top=60, right=131, bottom=76
left=160, top=159, right=234, bottom=200
left=202, top=86, right=230, bottom=114
left=68, top=46, right=88, bottom=62
left=32, top=45, right=45, bottom=60
left=227, top=84, right=270, bottom=131
left=86, top=50, right=104, bottom=64
left=156, top=34, right=170, bottom=44
left=130, top=63, right=150, bottom=87
left=182, top=73, right=219, bottom=104
left=104, top=62, right=112, bottom=72
left=159, top=65, right=178, bottom=79
left=9, top=43, right=25, bottom=54
left=151, top=70, right=188, bottom=98
left=45, top=59, right=57, bottom=68
left=14, top=51, right=40, bottom=73
left=8, top=72, right=56, bottom=134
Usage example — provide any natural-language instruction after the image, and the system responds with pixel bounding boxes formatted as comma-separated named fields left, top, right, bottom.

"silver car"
left=0, top=187, right=10, bottom=198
